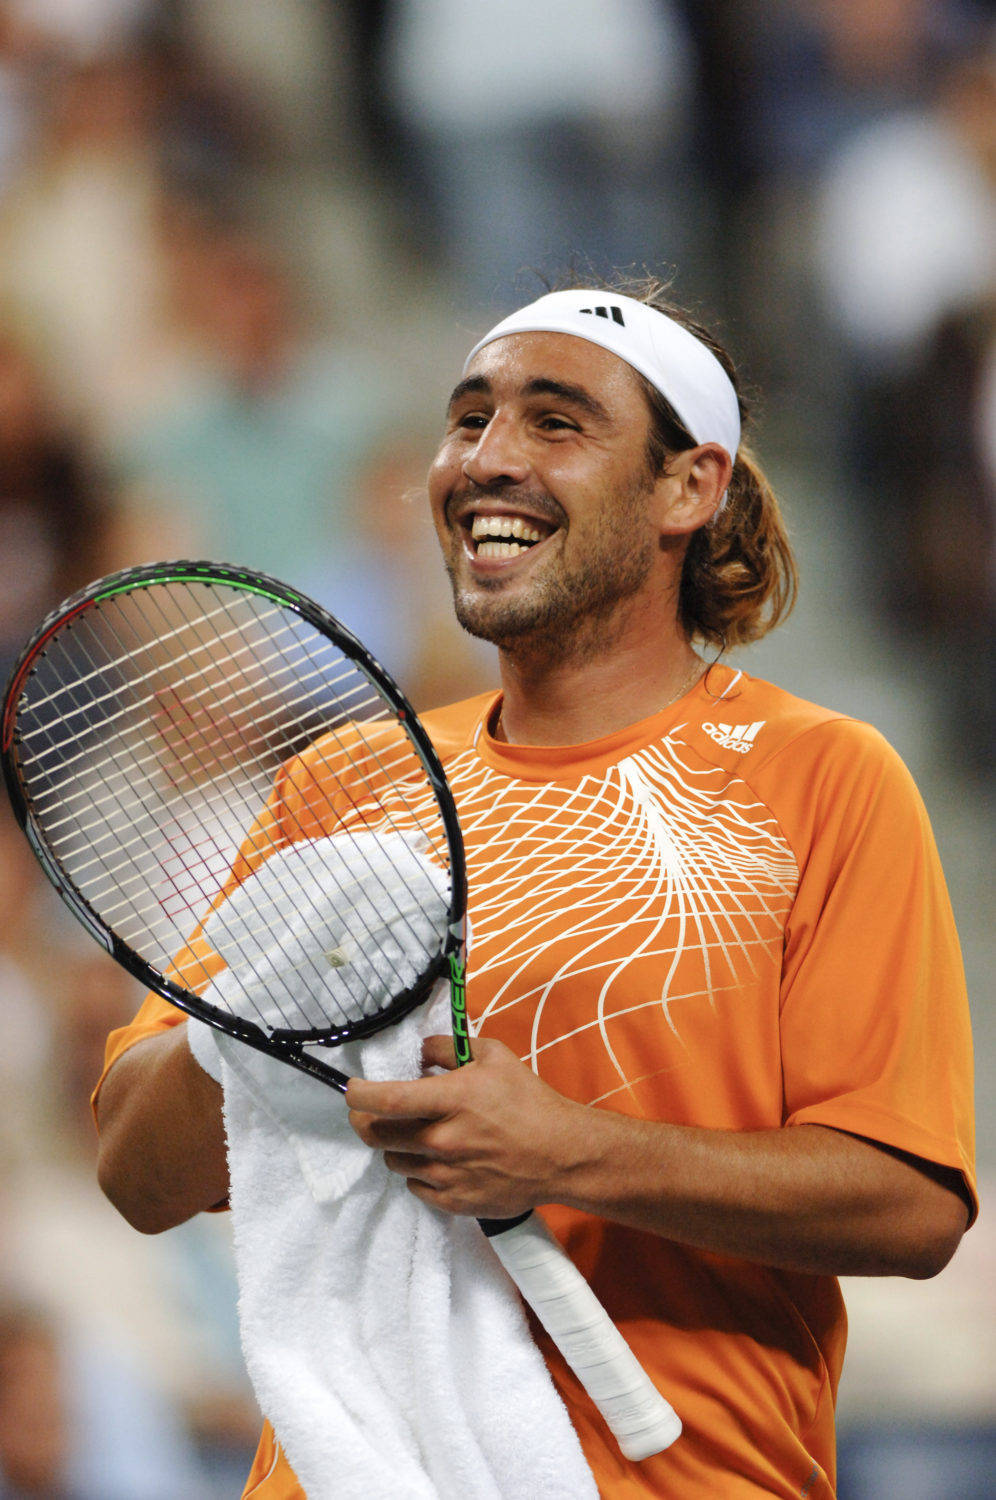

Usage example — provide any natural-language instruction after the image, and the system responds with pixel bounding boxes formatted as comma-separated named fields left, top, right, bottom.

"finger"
left=345, top=1073, right=451, bottom=1117
left=348, top=1111, right=442, bottom=1154
left=404, top=1177, right=502, bottom=1220
left=421, top=1034, right=460, bottom=1072
left=405, top=1178, right=466, bottom=1216
left=383, top=1150, right=449, bottom=1184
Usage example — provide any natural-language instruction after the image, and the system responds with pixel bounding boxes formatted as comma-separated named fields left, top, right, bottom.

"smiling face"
left=427, top=332, right=679, bottom=664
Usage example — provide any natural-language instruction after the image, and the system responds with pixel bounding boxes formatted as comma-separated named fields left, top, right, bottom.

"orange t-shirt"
left=96, top=665, right=977, bottom=1499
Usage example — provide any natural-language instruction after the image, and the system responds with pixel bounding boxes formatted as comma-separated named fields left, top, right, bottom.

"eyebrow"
left=447, top=375, right=491, bottom=411
left=446, top=374, right=612, bottom=424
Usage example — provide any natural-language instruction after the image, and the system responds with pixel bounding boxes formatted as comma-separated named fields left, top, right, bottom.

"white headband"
left=463, top=289, right=741, bottom=464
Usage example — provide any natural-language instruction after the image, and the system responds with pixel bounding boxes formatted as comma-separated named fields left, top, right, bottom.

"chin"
left=453, top=598, right=517, bottom=645
left=453, top=587, right=573, bottom=653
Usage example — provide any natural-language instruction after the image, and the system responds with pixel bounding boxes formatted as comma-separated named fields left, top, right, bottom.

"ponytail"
left=679, top=444, right=797, bottom=649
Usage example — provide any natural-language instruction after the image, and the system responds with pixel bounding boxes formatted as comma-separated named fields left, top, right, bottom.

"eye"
left=455, top=411, right=490, bottom=432
left=537, top=414, right=578, bottom=433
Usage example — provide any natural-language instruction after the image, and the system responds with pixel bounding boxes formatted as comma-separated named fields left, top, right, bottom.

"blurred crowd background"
left=0, top=1, right=992, bottom=1496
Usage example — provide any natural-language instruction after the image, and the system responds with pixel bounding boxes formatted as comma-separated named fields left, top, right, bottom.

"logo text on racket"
left=449, top=953, right=472, bottom=1064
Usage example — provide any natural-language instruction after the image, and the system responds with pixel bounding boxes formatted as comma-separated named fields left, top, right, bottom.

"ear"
left=653, top=444, right=733, bottom=536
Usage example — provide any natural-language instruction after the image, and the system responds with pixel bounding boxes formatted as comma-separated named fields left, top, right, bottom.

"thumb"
left=421, top=1033, right=462, bottom=1072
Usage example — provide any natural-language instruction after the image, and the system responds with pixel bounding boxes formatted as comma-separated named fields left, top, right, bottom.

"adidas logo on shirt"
left=702, top=720, right=765, bottom=754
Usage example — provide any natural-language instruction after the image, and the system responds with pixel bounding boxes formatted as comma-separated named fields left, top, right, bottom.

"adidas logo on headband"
left=580, top=305, right=626, bottom=326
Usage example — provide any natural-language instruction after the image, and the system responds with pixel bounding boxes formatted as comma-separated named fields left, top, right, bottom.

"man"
left=95, top=280, right=976, bottom=1498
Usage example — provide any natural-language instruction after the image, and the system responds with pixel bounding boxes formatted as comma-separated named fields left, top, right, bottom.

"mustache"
left=446, top=482, right=567, bottom=529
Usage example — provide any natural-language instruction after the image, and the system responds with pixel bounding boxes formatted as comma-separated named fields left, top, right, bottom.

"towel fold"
left=190, top=991, right=598, bottom=1499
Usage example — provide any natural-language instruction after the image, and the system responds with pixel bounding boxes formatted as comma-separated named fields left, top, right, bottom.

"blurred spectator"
left=809, top=45, right=996, bottom=770
left=736, top=0, right=982, bottom=181
left=113, top=210, right=380, bottom=567
left=180, top=0, right=347, bottom=170
left=377, top=0, right=700, bottom=310
left=0, top=331, right=112, bottom=680
left=111, top=204, right=481, bottom=699
left=0, top=1297, right=208, bottom=1499
left=814, top=45, right=996, bottom=374
left=0, top=942, right=260, bottom=1496
left=0, top=1303, right=67, bottom=1499
left=0, top=19, right=263, bottom=443
left=0, top=804, right=60, bottom=1168
left=837, top=1424, right=996, bottom=1500
left=5, top=0, right=155, bottom=62
left=0, top=43, right=168, bottom=435
left=0, top=7, right=50, bottom=204
left=863, top=299, right=996, bottom=775
left=713, top=1, right=991, bottom=402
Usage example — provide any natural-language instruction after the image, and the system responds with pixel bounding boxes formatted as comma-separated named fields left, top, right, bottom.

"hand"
left=345, top=1036, right=591, bottom=1219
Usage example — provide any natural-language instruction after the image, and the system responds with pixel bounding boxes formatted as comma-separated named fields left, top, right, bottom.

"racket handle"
left=483, top=1213, right=681, bottom=1461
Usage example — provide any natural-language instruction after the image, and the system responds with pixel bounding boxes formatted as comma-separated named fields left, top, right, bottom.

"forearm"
left=554, top=1111, right=968, bottom=1279
left=348, top=1038, right=969, bottom=1280
left=95, top=1026, right=229, bottom=1234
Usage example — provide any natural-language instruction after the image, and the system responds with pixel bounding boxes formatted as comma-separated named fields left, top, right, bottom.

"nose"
left=461, top=413, right=530, bottom=487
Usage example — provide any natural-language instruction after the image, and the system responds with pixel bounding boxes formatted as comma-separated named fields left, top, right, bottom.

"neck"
left=495, top=627, right=703, bottom=747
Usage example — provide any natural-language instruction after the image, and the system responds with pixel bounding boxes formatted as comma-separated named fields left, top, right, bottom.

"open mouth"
left=467, top=513, right=556, bottom=559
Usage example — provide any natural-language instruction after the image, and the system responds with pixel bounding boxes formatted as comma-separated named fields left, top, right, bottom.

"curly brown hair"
left=553, top=271, right=797, bottom=649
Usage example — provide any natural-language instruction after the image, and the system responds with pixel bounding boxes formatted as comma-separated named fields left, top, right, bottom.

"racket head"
left=2, top=561, right=468, bottom=1089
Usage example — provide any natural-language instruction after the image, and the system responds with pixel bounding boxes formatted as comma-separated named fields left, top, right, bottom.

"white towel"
left=188, top=835, right=597, bottom=1500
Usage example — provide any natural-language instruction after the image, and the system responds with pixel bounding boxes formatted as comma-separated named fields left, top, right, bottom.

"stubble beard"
left=444, top=476, right=658, bottom=668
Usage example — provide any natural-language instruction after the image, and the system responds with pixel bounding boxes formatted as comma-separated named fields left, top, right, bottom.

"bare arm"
left=347, top=1036, right=970, bottom=1280
left=95, top=1026, right=229, bottom=1234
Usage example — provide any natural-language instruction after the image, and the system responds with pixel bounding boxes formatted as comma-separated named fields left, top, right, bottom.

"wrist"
left=547, top=1101, right=648, bottom=1214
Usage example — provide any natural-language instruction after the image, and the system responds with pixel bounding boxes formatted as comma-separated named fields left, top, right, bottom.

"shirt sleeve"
left=773, top=719, right=977, bottom=1221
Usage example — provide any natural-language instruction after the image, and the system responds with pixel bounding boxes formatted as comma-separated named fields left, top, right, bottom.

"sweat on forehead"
left=463, top=290, right=741, bottom=463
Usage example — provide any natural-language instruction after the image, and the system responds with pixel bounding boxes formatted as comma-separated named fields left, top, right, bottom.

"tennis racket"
left=1, top=560, right=681, bottom=1461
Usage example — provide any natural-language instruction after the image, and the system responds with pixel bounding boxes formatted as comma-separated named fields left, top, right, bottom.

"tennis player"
left=95, top=277, right=976, bottom=1498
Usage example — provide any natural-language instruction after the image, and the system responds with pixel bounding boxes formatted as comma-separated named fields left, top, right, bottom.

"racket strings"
left=13, top=578, right=454, bottom=1039
left=103, top=584, right=439, bottom=1030
left=20, top=605, right=351, bottom=806
left=27, top=591, right=429, bottom=1038
left=36, top=611, right=212, bottom=933
left=28, top=605, right=327, bottom=1035
left=17, top=589, right=319, bottom=733
left=65, top=599, right=318, bottom=1033
left=197, top=587, right=450, bottom=994
left=25, top=604, right=426, bottom=855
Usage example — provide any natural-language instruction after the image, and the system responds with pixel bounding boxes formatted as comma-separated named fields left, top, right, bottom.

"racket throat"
left=477, top=1211, right=532, bottom=1236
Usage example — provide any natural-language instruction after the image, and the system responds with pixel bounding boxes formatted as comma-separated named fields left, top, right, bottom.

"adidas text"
left=702, top=720, right=765, bottom=754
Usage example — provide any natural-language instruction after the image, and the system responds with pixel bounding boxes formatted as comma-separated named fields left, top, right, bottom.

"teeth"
left=477, top=540, right=528, bottom=558
left=471, top=515, right=545, bottom=544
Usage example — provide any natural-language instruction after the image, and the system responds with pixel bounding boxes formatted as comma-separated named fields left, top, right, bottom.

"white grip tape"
left=489, top=1214, right=682, bottom=1461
